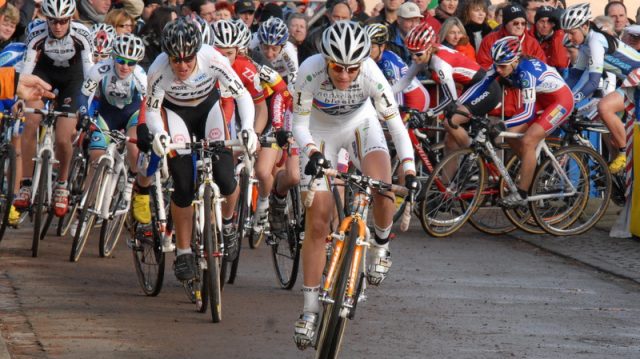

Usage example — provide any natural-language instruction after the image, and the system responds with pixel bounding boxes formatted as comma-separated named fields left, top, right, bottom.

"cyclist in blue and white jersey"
left=459, top=36, right=574, bottom=207
left=16, top=0, right=93, bottom=218
left=561, top=3, right=640, bottom=174
left=77, top=33, right=148, bottom=225
left=292, top=21, right=418, bottom=350
left=250, top=17, right=298, bottom=85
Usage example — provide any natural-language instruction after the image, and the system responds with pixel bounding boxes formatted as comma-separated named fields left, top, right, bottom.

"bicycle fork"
left=319, top=215, right=369, bottom=320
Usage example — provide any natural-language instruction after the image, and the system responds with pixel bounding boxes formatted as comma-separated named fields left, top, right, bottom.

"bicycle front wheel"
left=315, top=225, right=357, bottom=359
left=0, top=144, right=16, bottom=243
left=271, top=185, right=302, bottom=289
left=530, top=146, right=611, bottom=236
left=70, top=161, right=105, bottom=262
left=500, top=155, right=544, bottom=234
left=202, top=185, right=222, bottom=323
left=99, top=170, right=129, bottom=257
left=32, top=151, right=51, bottom=257
left=58, top=146, right=88, bottom=237
left=419, top=148, right=486, bottom=237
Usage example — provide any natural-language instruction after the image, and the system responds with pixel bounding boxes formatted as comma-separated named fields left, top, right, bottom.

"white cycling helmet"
left=234, top=19, right=251, bottom=50
left=41, top=0, right=76, bottom=19
left=560, top=3, right=591, bottom=30
left=320, top=21, right=370, bottom=65
left=191, top=15, right=214, bottom=46
left=211, top=20, right=240, bottom=48
left=91, top=23, right=116, bottom=57
left=113, top=33, right=145, bottom=61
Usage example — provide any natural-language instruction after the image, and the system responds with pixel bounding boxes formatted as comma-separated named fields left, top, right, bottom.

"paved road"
left=1, top=221, right=640, bottom=359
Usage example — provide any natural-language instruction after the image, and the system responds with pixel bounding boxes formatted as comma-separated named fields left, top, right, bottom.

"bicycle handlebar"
left=22, top=107, right=78, bottom=119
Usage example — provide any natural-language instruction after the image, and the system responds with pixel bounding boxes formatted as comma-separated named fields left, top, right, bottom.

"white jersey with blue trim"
left=80, top=59, right=147, bottom=109
left=250, top=37, right=298, bottom=84
left=292, top=54, right=415, bottom=173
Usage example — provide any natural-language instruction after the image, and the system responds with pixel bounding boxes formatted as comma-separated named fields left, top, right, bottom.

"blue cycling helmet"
left=0, top=43, right=27, bottom=67
left=491, top=36, right=522, bottom=65
left=257, top=17, right=289, bottom=46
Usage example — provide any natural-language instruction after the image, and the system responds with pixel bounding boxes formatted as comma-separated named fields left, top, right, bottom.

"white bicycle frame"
left=90, top=138, right=131, bottom=220
left=478, top=129, right=578, bottom=202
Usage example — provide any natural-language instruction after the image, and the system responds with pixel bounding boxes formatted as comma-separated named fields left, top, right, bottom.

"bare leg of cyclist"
left=598, top=91, right=626, bottom=150
left=54, top=117, right=76, bottom=183
left=255, top=147, right=278, bottom=229
left=443, top=109, right=472, bottom=180
left=301, top=190, right=333, bottom=289
left=273, top=154, right=300, bottom=196
left=509, top=123, right=545, bottom=193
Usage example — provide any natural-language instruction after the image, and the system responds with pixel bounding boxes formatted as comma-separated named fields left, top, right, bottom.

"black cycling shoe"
left=174, top=253, right=196, bottom=281
left=223, top=225, right=239, bottom=261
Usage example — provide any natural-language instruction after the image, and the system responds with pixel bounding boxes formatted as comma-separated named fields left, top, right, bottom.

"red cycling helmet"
left=404, top=22, right=436, bottom=52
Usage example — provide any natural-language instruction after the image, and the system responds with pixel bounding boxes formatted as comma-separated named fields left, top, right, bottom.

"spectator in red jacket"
left=476, top=3, right=546, bottom=69
left=532, top=5, right=569, bottom=74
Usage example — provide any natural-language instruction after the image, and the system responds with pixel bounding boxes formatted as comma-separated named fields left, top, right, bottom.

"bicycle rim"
left=132, top=204, right=166, bottom=296
left=32, top=151, right=50, bottom=257
left=466, top=160, right=516, bottom=235
left=59, top=148, right=87, bottom=236
left=419, top=148, right=486, bottom=237
left=70, top=161, right=105, bottom=262
left=203, top=186, right=222, bottom=322
left=315, top=227, right=357, bottom=359
left=99, top=171, right=128, bottom=257
left=271, top=185, right=301, bottom=289
left=531, top=146, right=611, bottom=235
left=0, top=145, right=16, bottom=242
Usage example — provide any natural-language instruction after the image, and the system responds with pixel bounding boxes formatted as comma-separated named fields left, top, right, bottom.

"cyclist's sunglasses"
left=169, top=54, right=196, bottom=64
left=114, top=56, right=138, bottom=67
left=328, top=61, right=360, bottom=74
left=411, top=51, right=426, bottom=58
left=47, top=17, right=70, bottom=25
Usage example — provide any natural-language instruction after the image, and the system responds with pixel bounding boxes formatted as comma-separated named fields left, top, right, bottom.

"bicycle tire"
left=530, top=146, right=611, bottom=236
left=224, top=168, right=250, bottom=285
left=0, top=144, right=16, bottom=242
left=99, top=170, right=128, bottom=257
left=203, top=185, right=222, bottom=323
left=315, top=224, right=357, bottom=359
left=58, top=147, right=87, bottom=237
left=419, top=148, right=486, bottom=237
left=271, top=185, right=302, bottom=290
left=69, top=160, right=106, bottom=262
left=131, top=183, right=166, bottom=296
left=500, top=155, right=545, bottom=234
left=32, top=151, right=51, bottom=257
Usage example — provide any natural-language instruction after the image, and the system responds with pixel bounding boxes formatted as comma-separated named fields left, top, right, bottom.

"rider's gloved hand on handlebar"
left=275, top=130, right=292, bottom=148
left=404, top=174, right=420, bottom=201
left=443, top=102, right=459, bottom=119
left=152, top=132, right=170, bottom=156
left=75, top=106, right=89, bottom=132
left=136, top=123, right=154, bottom=153
left=239, top=128, right=258, bottom=154
left=304, top=151, right=329, bottom=177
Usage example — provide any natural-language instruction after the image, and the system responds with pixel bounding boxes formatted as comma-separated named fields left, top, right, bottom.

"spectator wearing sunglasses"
left=105, top=8, right=136, bottom=34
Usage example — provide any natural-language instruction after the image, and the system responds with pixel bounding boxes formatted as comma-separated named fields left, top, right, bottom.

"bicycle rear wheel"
left=202, top=185, right=222, bottom=322
left=32, top=151, right=51, bottom=257
left=271, top=185, right=302, bottom=289
left=99, top=170, right=129, bottom=257
left=500, top=155, right=544, bottom=234
left=530, top=146, right=610, bottom=236
left=0, top=144, right=16, bottom=243
left=315, top=226, right=357, bottom=359
left=222, top=168, right=249, bottom=285
left=70, top=161, right=106, bottom=262
left=419, top=148, right=486, bottom=237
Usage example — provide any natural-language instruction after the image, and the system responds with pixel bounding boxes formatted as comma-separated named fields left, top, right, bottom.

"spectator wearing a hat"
left=388, top=2, right=425, bottom=64
left=366, top=0, right=403, bottom=27
left=135, top=0, right=162, bottom=34
left=476, top=3, right=545, bottom=69
left=459, top=0, right=492, bottom=52
left=532, top=5, right=569, bottom=74
left=476, top=3, right=546, bottom=118
left=434, top=0, right=458, bottom=24
left=189, top=0, right=216, bottom=23
left=235, top=0, right=256, bottom=28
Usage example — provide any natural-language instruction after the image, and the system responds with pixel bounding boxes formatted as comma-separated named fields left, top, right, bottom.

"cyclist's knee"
left=213, top=150, right=237, bottom=196
left=171, top=190, right=194, bottom=208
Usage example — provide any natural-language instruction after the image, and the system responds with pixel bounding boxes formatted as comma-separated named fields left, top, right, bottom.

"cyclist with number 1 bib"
left=292, top=21, right=418, bottom=350
left=137, top=17, right=256, bottom=282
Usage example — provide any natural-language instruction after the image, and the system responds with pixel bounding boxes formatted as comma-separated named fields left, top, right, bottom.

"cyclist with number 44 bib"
left=291, top=21, right=418, bottom=350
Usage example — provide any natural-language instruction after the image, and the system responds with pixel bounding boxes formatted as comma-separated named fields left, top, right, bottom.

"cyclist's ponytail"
left=589, top=21, right=618, bottom=55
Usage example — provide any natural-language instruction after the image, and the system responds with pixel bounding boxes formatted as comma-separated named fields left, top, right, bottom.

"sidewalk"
left=510, top=205, right=640, bottom=284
